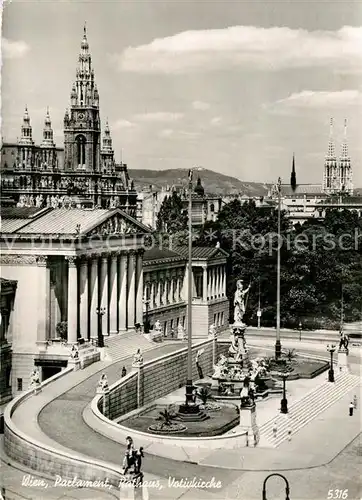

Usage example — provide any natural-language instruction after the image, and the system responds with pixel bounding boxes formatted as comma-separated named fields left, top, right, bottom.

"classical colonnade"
left=204, top=264, right=226, bottom=301
left=144, top=268, right=184, bottom=309
left=37, top=250, right=143, bottom=344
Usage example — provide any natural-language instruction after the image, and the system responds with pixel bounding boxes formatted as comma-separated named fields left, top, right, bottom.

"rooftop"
left=173, top=245, right=228, bottom=260
left=143, top=247, right=186, bottom=264
left=281, top=184, right=326, bottom=196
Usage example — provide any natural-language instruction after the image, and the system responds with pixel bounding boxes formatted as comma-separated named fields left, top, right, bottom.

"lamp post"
left=298, top=321, right=302, bottom=341
left=143, top=298, right=150, bottom=333
left=278, top=372, right=289, bottom=414
left=96, top=307, right=106, bottom=348
left=179, top=167, right=202, bottom=414
left=326, top=344, right=336, bottom=382
left=275, top=177, right=282, bottom=360
left=257, top=277, right=261, bottom=329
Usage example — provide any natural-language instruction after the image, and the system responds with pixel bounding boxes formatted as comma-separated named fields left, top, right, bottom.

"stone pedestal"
left=337, top=348, right=349, bottom=374
left=239, top=404, right=259, bottom=446
left=68, top=358, right=81, bottom=371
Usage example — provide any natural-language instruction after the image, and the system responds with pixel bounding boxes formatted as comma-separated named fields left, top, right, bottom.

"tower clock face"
left=78, top=113, right=84, bottom=120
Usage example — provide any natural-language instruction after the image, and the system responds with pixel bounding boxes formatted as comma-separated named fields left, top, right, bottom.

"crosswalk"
left=259, top=372, right=361, bottom=447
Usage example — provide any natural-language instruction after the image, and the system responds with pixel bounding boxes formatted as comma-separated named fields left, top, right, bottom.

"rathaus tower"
left=64, top=25, right=101, bottom=172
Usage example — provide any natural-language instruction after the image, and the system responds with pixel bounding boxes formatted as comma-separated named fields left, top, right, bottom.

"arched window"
left=76, top=135, right=86, bottom=165
left=210, top=203, right=215, bottom=213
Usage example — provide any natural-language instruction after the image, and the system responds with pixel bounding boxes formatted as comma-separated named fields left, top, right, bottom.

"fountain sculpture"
left=211, top=280, right=267, bottom=404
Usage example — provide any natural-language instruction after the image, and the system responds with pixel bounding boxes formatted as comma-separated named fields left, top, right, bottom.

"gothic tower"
left=18, top=106, right=34, bottom=166
left=338, top=119, right=353, bottom=195
left=100, top=120, right=115, bottom=173
left=39, top=108, right=57, bottom=168
left=64, top=25, right=100, bottom=172
left=323, top=118, right=338, bottom=194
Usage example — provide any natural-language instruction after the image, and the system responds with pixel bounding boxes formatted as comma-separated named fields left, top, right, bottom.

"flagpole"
left=275, top=177, right=282, bottom=359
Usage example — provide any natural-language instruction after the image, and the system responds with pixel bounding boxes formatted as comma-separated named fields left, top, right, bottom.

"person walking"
left=349, top=401, right=354, bottom=416
left=272, top=421, right=278, bottom=439
left=121, top=366, right=127, bottom=378
left=287, top=427, right=292, bottom=442
left=353, top=395, right=358, bottom=410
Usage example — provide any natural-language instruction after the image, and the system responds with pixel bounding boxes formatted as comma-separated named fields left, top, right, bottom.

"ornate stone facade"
left=1, top=26, right=137, bottom=214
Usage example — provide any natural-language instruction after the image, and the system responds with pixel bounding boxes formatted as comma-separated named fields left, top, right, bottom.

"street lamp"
left=143, top=298, right=150, bottom=334
left=257, top=277, right=261, bottom=329
left=326, top=344, right=336, bottom=382
left=179, top=167, right=202, bottom=415
left=275, top=177, right=282, bottom=360
left=96, top=307, right=106, bottom=348
left=278, top=372, right=289, bottom=414
left=298, top=321, right=302, bottom=341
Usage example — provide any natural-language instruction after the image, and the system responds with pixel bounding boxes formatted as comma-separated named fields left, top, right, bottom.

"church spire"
left=19, top=106, right=34, bottom=145
left=290, top=153, right=297, bottom=191
left=340, top=119, right=349, bottom=159
left=326, top=117, right=336, bottom=159
left=41, top=107, right=55, bottom=147
left=102, top=119, right=113, bottom=154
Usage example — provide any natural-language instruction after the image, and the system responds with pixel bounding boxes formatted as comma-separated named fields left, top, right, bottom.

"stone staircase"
left=259, top=372, right=361, bottom=448
left=103, top=331, right=165, bottom=362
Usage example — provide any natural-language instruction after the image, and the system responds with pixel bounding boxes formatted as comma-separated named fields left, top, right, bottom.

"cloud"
left=210, top=116, right=222, bottom=125
left=114, top=25, right=362, bottom=74
left=112, top=119, right=135, bottom=129
left=270, top=90, right=362, bottom=110
left=133, top=112, right=183, bottom=122
left=192, top=100, right=210, bottom=110
left=2, top=38, right=30, bottom=59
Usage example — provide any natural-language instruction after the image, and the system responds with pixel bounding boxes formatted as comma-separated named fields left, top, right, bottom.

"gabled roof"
left=173, top=245, right=228, bottom=260
left=1, top=207, right=52, bottom=232
left=281, top=184, right=325, bottom=196
left=143, top=247, right=186, bottom=265
left=1, top=208, right=151, bottom=237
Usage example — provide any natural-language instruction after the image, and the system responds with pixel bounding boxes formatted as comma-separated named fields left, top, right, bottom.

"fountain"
left=210, top=280, right=269, bottom=401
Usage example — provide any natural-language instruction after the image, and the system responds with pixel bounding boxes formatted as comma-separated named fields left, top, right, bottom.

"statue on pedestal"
left=208, top=323, right=217, bottom=339
left=177, top=323, right=185, bottom=340
left=233, top=279, right=250, bottom=324
left=228, top=337, right=243, bottom=362
left=154, top=320, right=162, bottom=334
left=97, top=373, right=109, bottom=392
left=132, top=348, right=143, bottom=367
left=29, top=369, right=41, bottom=394
left=70, top=345, right=79, bottom=359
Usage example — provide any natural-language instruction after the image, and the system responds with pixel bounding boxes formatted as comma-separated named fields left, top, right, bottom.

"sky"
left=2, top=0, right=362, bottom=186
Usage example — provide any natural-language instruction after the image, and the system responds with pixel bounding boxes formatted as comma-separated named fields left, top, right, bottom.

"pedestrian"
left=349, top=401, right=354, bottom=416
left=272, top=422, right=277, bottom=439
left=121, top=366, right=127, bottom=378
left=353, top=395, right=358, bottom=410
left=287, top=427, right=292, bottom=442
left=170, top=328, right=175, bottom=339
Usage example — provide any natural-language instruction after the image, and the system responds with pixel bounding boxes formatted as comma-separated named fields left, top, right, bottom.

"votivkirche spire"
left=290, top=153, right=297, bottom=192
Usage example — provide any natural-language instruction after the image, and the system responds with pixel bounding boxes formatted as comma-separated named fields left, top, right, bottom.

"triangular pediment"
left=84, top=209, right=151, bottom=237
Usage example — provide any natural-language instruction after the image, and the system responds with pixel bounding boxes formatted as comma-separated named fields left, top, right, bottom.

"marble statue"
left=29, top=369, right=41, bottom=394
left=233, top=279, right=251, bottom=323
left=177, top=323, right=185, bottom=340
left=133, top=348, right=143, bottom=366
left=70, top=345, right=79, bottom=359
left=208, top=324, right=217, bottom=339
left=154, top=320, right=162, bottom=333
left=228, top=337, right=243, bottom=362
left=339, top=331, right=349, bottom=351
left=97, top=373, right=109, bottom=391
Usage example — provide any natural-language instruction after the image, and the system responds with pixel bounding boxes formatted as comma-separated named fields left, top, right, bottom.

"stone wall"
left=104, top=340, right=230, bottom=421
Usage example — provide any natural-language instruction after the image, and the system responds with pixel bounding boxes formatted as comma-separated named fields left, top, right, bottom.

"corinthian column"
left=36, top=256, right=50, bottom=345
left=89, top=255, right=99, bottom=339
left=135, top=251, right=144, bottom=325
left=99, top=254, right=108, bottom=335
left=118, top=252, right=128, bottom=331
left=127, top=251, right=136, bottom=328
left=109, top=253, right=118, bottom=334
left=79, top=257, right=89, bottom=339
left=66, top=256, right=78, bottom=344
left=202, top=265, right=208, bottom=302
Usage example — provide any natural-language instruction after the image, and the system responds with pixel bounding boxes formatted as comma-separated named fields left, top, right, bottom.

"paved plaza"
left=1, top=339, right=361, bottom=500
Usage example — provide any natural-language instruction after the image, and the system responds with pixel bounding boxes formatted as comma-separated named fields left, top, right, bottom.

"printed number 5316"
left=327, top=490, right=348, bottom=499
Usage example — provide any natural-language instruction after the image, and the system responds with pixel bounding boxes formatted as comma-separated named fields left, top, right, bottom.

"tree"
left=156, top=192, right=188, bottom=234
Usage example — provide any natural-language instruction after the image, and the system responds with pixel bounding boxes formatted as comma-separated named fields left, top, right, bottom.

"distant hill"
left=129, top=168, right=270, bottom=197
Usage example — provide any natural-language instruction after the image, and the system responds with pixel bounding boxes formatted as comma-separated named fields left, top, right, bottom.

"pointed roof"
left=340, top=119, right=349, bottom=160
left=326, top=117, right=336, bottom=159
